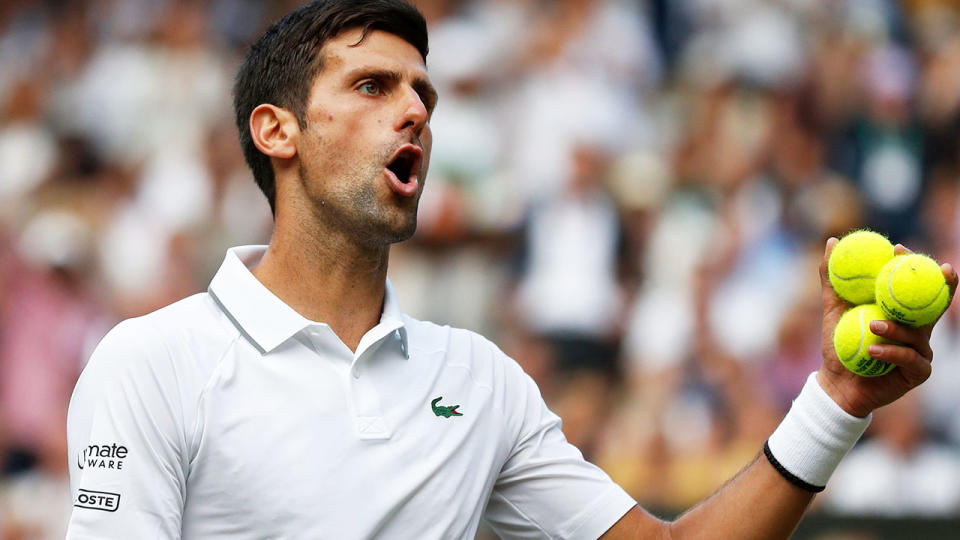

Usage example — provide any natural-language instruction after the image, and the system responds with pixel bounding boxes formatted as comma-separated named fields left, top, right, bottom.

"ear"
left=249, top=104, right=299, bottom=159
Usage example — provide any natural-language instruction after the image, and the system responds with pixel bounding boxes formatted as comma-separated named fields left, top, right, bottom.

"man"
left=66, top=1, right=956, bottom=538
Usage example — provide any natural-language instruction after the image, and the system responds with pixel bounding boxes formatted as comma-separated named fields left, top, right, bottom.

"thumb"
left=820, top=237, right=849, bottom=317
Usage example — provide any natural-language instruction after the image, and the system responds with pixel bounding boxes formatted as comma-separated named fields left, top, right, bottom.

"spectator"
left=824, top=391, right=960, bottom=516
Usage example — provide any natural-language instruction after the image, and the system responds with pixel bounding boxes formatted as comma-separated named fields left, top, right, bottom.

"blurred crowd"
left=3, top=0, right=960, bottom=537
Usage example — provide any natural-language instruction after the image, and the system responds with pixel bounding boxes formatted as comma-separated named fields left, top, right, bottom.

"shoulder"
left=71, top=293, right=241, bottom=447
left=402, top=315, right=531, bottom=395
left=79, top=292, right=238, bottom=392
left=125, top=292, right=236, bottom=347
left=403, top=315, right=501, bottom=355
left=403, top=315, right=512, bottom=362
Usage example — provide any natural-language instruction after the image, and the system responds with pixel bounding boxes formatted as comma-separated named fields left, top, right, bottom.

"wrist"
left=765, top=372, right=871, bottom=491
left=816, top=370, right=871, bottom=418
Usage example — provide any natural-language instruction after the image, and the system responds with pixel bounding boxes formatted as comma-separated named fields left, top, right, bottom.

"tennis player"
left=66, top=1, right=956, bottom=538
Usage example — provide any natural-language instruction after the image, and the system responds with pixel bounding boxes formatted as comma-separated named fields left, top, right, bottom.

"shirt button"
left=352, top=369, right=361, bottom=379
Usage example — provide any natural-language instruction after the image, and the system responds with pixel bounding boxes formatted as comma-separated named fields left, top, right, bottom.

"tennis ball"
left=833, top=304, right=895, bottom=377
left=875, top=253, right=949, bottom=327
left=828, top=230, right=895, bottom=305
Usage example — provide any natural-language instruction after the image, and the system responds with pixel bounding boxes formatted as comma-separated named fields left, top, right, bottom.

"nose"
left=396, top=86, right=428, bottom=137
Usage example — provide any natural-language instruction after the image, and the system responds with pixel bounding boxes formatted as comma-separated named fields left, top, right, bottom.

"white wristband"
left=764, top=372, right=871, bottom=492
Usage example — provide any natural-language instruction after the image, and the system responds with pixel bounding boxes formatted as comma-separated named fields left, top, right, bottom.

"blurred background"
left=2, top=0, right=960, bottom=538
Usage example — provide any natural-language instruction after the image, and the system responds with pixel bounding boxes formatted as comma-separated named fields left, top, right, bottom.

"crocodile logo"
left=431, top=396, right=462, bottom=418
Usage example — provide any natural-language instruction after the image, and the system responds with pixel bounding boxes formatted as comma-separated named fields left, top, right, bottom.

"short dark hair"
left=233, top=0, right=429, bottom=214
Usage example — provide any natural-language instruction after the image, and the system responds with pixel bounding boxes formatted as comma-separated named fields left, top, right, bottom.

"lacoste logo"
left=431, top=396, right=462, bottom=418
left=75, top=489, right=121, bottom=512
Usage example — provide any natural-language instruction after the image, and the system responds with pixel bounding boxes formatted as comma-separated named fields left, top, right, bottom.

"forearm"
left=601, top=457, right=814, bottom=540
left=671, top=371, right=869, bottom=538
left=602, top=373, right=869, bottom=539
left=667, top=453, right=814, bottom=539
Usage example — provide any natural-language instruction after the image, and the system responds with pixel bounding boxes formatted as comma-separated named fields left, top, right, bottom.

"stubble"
left=298, top=149, right=419, bottom=249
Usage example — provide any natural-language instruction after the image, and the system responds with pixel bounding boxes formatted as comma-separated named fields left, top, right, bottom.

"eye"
left=358, top=81, right=381, bottom=96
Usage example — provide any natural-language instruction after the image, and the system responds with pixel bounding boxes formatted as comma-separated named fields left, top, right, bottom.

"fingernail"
left=871, top=321, right=888, bottom=333
left=868, top=345, right=882, bottom=356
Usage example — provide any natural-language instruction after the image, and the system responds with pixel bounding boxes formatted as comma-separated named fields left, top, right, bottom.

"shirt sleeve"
left=66, top=319, right=188, bottom=539
left=484, top=363, right=636, bottom=539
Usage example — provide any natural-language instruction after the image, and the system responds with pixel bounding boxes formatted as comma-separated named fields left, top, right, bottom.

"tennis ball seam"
left=854, top=307, right=867, bottom=362
left=829, top=272, right=878, bottom=282
left=883, top=257, right=948, bottom=311
left=834, top=304, right=895, bottom=377
left=837, top=307, right=868, bottom=364
left=828, top=230, right=894, bottom=305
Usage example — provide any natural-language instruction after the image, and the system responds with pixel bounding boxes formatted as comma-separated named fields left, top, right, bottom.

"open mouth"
left=386, top=146, right=421, bottom=184
left=383, top=144, right=422, bottom=197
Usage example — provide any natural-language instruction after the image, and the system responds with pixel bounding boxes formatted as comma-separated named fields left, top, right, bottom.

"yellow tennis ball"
left=875, top=253, right=949, bottom=327
left=833, top=304, right=895, bottom=377
left=828, top=230, right=895, bottom=305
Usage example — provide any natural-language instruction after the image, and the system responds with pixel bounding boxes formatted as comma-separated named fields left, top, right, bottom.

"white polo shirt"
left=67, top=246, right=635, bottom=539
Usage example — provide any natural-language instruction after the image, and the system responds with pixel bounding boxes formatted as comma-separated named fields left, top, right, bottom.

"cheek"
left=421, top=125, right=432, bottom=148
left=302, top=121, right=356, bottom=165
left=420, top=127, right=433, bottom=168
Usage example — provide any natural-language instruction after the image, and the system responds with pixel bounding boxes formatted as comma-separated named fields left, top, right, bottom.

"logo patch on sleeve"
left=75, top=489, right=121, bottom=512
left=77, top=443, right=127, bottom=470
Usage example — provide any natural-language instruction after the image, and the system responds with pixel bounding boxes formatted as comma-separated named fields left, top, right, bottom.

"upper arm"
left=67, top=321, right=188, bottom=539
left=484, top=360, right=638, bottom=540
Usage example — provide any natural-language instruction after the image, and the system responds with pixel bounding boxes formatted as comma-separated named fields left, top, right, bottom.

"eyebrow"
left=347, top=67, right=438, bottom=111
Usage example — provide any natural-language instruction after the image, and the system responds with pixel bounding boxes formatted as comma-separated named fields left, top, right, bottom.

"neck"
left=252, top=212, right=390, bottom=352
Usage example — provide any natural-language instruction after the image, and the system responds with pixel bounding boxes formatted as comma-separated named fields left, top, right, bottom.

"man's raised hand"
left=817, top=238, right=958, bottom=418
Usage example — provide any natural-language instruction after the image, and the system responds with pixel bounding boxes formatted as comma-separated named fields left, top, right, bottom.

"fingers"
left=819, top=237, right=838, bottom=284
left=893, top=243, right=913, bottom=256
left=820, top=238, right=846, bottom=311
left=867, top=310, right=933, bottom=383
left=943, top=262, right=958, bottom=305
left=869, top=319, right=933, bottom=360
left=866, top=341, right=932, bottom=384
left=868, top=318, right=933, bottom=386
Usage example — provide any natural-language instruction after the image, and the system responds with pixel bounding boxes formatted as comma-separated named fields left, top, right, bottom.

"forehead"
left=318, top=28, right=428, bottom=77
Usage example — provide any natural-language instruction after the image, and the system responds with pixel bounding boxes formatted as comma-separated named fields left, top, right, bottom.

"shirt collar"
left=208, top=245, right=408, bottom=357
left=381, top=278, right=410, bottom=358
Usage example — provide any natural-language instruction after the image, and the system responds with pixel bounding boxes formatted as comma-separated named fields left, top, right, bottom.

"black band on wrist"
left=763, top=440, right=826, bottom=493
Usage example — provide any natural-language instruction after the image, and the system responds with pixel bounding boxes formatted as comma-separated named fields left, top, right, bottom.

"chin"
left=388, top=218, right=418, bottom=244
left=362, top=212, right=417, bottom=246
left=386, top=203, right=419, bottom=241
